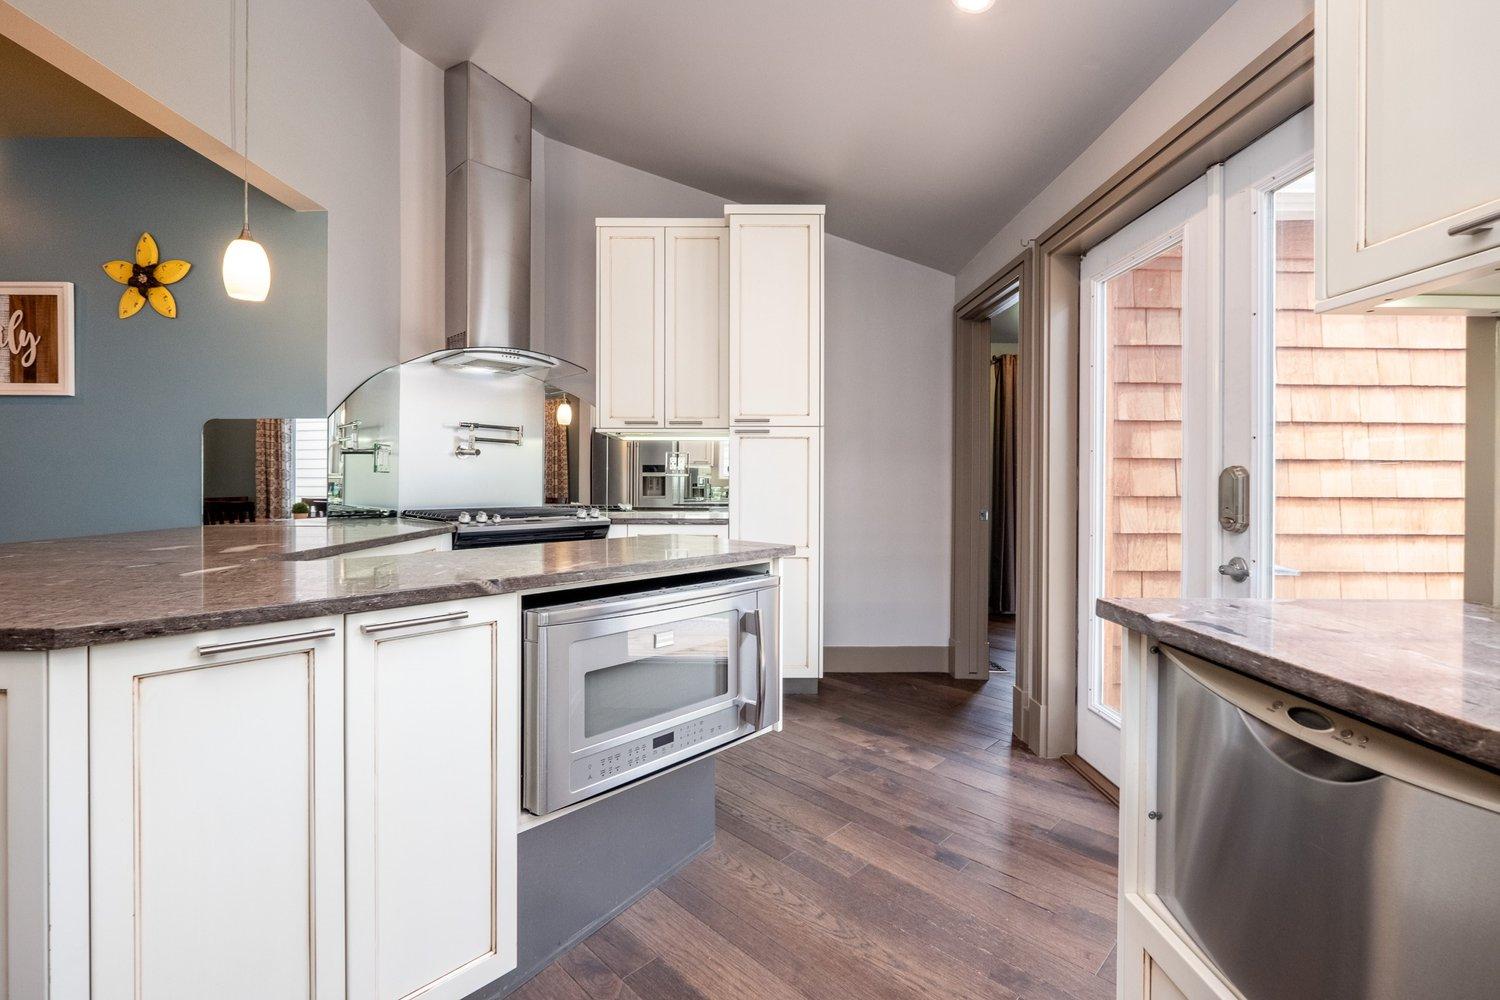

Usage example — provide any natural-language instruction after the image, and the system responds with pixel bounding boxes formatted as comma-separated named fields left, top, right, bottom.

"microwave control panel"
left=575, top=704, right=744, bottom=788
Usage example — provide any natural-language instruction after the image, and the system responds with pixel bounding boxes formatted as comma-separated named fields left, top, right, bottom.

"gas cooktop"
left=402, top=506, right=610, bottom=549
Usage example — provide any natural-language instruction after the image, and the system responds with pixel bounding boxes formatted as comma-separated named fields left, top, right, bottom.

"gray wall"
left=0, top=138, right=327, bottom=543
left=202, top=419, right=258, bottom=497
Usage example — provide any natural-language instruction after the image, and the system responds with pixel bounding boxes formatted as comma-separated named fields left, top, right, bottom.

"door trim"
left=949, top=14, right=1313, bottom=756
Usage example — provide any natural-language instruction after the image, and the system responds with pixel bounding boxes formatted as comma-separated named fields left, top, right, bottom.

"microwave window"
left=580, top=612, right=733, bottom=739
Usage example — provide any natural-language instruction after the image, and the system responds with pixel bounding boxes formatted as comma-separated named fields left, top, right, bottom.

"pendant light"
left=555, top=399, right=573, bottom=427
left=223, top=0, right=271, bottom=302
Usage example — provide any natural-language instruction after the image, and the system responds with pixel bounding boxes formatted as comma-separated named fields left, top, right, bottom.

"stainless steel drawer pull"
left=360, top=610, right=470, bottom=634
left=734, top=428, right=772, bottom=435
left=622, top=420, right=659, bottom=426
left=197, top=627, right=337, bottom=656
left=733, top=418, right=771, bottom=424
left=1448, top=209, right=1500, bottom=237
left=668, top=420, right=704, bottom=426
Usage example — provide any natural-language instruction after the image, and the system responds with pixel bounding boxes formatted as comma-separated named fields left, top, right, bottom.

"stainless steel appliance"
left=522, top=571, right=779, bottom=815
left=590, top=434, right=729, bottom=509
left=1154, top=645, right=1500, bottom=1000
left=402, top=506, right=609, bottom=548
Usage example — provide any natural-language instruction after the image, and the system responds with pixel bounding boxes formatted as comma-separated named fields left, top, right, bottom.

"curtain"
left=989, top=355, right=1019, bottom=615
left=544, top=397, right=570, bottom=503
left=254, top=418, right=293, bottom=521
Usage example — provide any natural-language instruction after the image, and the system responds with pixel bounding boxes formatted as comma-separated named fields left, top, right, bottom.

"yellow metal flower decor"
left=103, top=233, right=191, bottom=319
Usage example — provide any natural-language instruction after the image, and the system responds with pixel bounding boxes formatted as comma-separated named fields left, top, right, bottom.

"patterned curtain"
left=990, top=355, right=1019, bottom=615
left=543, top=397, right=570, bottom=503
left=255, top=418, right=293, bottom=520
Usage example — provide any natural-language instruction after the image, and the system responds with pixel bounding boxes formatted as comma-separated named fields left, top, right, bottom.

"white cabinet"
left=730, top=428, right=822, bottom=678
left=597, top=222, right=728, bottom=429
left=728, top=209, right=823, bottom=426
left=345, top=596, right=519, bottom=1000
left=596, top=226, right=665, bottom=428
left=665, top=226, right=730, bottom=428
left=1317, top=0, right=1500, bottom=310
left=621, top=522, right=730, bottom=541
left=342, top=533, right=454, bottom=559
left=90, top=619, right=347, bottom=1000
left=0, top=654, right=51, bottom=999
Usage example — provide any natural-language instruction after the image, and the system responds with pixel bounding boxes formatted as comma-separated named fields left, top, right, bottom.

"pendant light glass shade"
left=555, top=400, right=573, bottom=427
left=223, top=226, right=271, bottom=301
left=224, top=0, right=270, bottom=302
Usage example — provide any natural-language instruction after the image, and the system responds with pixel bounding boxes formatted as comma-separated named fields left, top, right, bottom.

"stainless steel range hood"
left=441, top=62, right=581, bottom=379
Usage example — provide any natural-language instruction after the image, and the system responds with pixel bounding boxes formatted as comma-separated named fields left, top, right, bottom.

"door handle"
left=1217, top=556, right=1250, bottom=583
left=1448, top=209, right=1500, bottom=237
left=737, top=608, right=767, bottom=729
left=360, top=610, right=469, bottom=634
left=197, top=626, right=336, bottom=656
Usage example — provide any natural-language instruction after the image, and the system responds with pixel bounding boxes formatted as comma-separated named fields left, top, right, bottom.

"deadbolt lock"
left=1219, top=465, right=1250, bottom=533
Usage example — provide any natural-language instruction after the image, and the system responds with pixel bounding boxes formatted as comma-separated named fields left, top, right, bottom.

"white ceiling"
left=369, top=0, right=1234, bottom=274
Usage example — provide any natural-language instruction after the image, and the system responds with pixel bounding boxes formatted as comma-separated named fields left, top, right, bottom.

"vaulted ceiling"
left=369, top=0, right=1234, bottom=274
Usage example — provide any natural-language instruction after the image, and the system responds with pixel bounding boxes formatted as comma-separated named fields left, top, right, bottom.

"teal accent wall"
left=0, top=139, right=327, bottom=542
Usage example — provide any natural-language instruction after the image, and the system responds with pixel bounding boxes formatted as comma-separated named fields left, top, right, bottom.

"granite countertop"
left=608, top=509, right=729, bottom=525
left=1098, top=598, right=1500, bottom=770
left=0, top=525, right=792, bottom=651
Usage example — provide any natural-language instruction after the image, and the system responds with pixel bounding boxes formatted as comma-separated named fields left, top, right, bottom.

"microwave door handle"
left=737, top=608, right=767, bottom=729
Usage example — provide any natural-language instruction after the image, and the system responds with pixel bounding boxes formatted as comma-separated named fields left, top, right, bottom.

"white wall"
left=955, top=0, right=1311, bottom=300
left=15, top=0, right=411, bottom=408
left=823, top=236, right=955, bottom=646
left=535, top=135, right=956, bottom=648
left=399, top=46, right=446, bottom=362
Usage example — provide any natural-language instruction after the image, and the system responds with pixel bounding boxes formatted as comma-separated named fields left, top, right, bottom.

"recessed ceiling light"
left=952, top=0, right=995, bottom=12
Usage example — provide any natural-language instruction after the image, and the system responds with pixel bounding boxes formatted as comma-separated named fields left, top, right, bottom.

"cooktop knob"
left=574, top=508, right=589, bottom=519
left=474, top=511, right=490, bottom=523
left=588, top=508, right=603, bottom=518
left=457, top=511, right=472, bottom=524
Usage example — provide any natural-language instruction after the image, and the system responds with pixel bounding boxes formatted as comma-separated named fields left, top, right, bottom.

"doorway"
left=1074, top=108, right=1468, bottom=783
left=986, top=284, right=1022, bottom=691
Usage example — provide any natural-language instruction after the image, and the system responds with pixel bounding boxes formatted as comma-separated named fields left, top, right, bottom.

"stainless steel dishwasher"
left=1154, top=645, right=1500, bottom=1000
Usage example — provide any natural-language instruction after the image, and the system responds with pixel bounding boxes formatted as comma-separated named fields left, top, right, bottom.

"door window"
left=576, top=611, right=734, bottom=740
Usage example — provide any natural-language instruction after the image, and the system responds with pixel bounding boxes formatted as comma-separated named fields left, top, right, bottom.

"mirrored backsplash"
left=202, top=418, right=328, bottom=524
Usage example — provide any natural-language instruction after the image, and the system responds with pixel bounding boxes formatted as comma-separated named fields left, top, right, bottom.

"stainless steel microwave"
left=522, top=573, right=780, bottom=815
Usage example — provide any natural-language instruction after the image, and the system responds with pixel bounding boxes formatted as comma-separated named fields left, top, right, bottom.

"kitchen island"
left=0, top=523, right=792, bottom=1000
left=1097, top=597, right=1500, bottom=1000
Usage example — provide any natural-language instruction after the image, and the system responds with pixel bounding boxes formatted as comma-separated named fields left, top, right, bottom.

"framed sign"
left=0, top=282, right=74, bottom=396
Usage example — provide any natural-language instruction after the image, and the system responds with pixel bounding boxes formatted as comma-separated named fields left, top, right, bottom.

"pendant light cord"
left=241, top=0, right=251, bottom=236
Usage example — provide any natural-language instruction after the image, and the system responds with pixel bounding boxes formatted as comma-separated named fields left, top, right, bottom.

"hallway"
left=515, top=674, right=1120, bottom=1000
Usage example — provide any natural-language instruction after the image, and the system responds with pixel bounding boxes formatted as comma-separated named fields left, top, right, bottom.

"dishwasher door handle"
left=1237, top=710, right=1381, bottom=783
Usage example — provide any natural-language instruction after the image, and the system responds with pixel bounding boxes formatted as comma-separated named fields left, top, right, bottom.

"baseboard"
left=1013, top=687, right=1043, bottom=751
left=823, top=645, right=948, bottom=673
left=1061, top=753, right=1120, bottom=805
left=783, top=678, right=819, bottom=695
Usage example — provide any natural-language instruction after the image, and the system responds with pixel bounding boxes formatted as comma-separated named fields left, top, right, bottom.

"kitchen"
left=1, top=1, right=1498, bottom=1000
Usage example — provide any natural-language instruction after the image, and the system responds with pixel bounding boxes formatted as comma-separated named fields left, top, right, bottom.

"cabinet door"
left=730, top=428, right=822, bottom=677
left=624, top=522, right=730, bottom=540
left=728, top=213, right=823, bottom=426
left=665, top=226, right=730, bottom=429
left=0, top=654, right=48, bottom=999
left=597, top=227, right=666, bottom=428
left=1319, top=0, right=1500, bottom=304
left=90, top=619, right=345, bottom=1000
left=345, top=596, right=519, bottom=1000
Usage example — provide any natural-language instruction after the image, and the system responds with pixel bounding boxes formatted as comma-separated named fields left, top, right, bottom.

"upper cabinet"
left=666, top=226, right=731, bottom=428
left=1317, top=0, right=1500, bottom=312
left=728, top=209, right=824, bottom=426
left=596, top=226, right=666, bottom=427
left=596, top=221, right=728, bottom=430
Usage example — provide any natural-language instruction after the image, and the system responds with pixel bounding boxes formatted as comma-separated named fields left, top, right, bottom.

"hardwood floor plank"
left=515, top=674, right=1119, bottom=1000
left=613, top=889, right=810, bottom=1000
left=558, top=943, right=628, bottom=1000
left=580, top=918, right=657, bottom=981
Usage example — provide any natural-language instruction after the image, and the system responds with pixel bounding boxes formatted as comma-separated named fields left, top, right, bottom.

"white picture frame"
left=0, top=281, right=75, bottom=396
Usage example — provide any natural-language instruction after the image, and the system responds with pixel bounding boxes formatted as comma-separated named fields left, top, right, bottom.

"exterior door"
left=1078, top=177, right=1213, bottom=786
left=1223, top=108, right=1467, bottom=603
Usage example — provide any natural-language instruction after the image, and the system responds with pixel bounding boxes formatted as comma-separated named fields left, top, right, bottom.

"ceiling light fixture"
left=555, top=400, right=573, bottom=427
left=951, top=0, right=995, bottom=11
left=223, top=0, right=271, bottom=302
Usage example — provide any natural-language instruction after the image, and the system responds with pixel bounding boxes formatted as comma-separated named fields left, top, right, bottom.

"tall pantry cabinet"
left=595, top=206, right=825, bottom=680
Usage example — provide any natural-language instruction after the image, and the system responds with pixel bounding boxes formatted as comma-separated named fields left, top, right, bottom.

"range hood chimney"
left=441, top=62, right=578, bottom=377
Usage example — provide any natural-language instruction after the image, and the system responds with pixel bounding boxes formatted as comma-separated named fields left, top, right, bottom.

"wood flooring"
left=513, top=673, right=1119, bottom=1000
